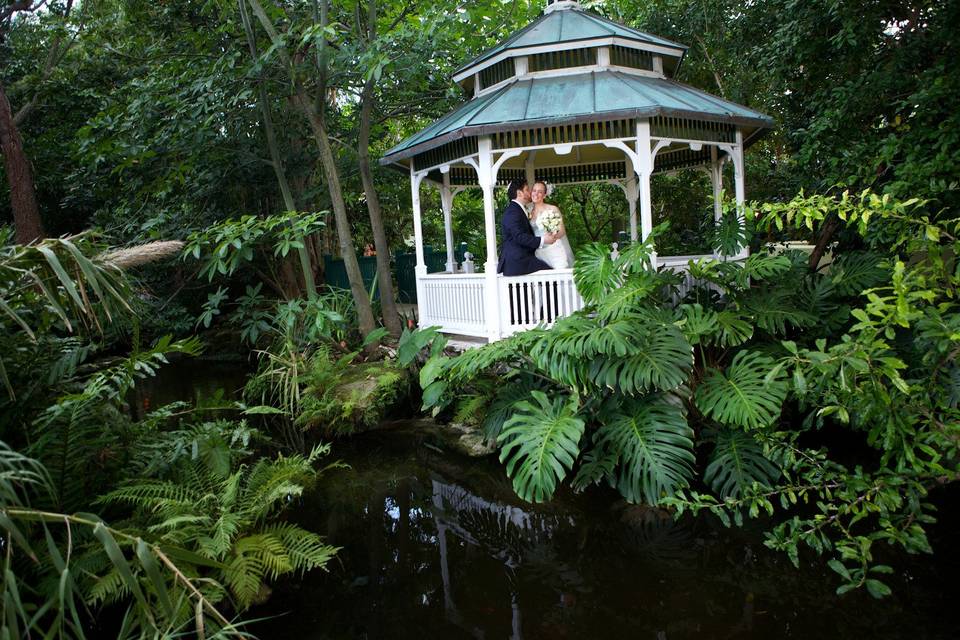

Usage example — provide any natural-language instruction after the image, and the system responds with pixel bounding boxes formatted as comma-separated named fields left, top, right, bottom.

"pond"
left=251, top=429, right=959, bottom=640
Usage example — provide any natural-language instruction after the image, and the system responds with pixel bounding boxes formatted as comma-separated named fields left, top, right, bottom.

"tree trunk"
left=0, top=80, right=43, bottom=244
left=358, top=0, right=401, bottom=337
left=238, top=0, right=316, bottom=300
left=808, top=213, right=840, bottom=271
left=295, top=92, right=378, bottom=337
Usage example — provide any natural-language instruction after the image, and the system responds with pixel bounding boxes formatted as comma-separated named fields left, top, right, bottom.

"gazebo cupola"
left=381, top=0, right=774, bottom=342
left=452, top=0, right=687, bottom=98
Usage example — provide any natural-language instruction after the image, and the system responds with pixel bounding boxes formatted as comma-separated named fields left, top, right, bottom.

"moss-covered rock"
left=299, top=358, right=411, bottom=436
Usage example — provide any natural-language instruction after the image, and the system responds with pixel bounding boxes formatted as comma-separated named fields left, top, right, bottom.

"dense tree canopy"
left=0, top=0, right=958, bottom=635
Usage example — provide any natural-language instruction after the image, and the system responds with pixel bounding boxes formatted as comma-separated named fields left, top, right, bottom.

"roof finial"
left=544, top=0, right=580, bottom=14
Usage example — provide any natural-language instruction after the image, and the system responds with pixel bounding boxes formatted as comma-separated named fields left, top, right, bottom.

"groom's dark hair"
left=507, top=179, right=527, bottom=200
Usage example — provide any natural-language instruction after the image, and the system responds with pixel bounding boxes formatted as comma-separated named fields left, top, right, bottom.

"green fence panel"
left=323, top=254, right=380, bottom=299
left=394, top=245, right=448, bottom=303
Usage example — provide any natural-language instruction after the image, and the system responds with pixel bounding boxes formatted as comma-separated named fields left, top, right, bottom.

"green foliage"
left=183, top=212, right=326, bottom=283
left=100, top=443, right=339, bottom=610
left=704, top=428, right=780, bottom=498
left=397, top=325, right=447, bottom=367
left=593, top=396, right=695, bottom=505
left=497, top=391, right=585, bottom=503
left=424, top=189, right=960, bottom=599
left=695, top=350, right=788, bottom=430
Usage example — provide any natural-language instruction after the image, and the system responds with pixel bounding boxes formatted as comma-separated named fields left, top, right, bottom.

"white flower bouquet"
left=539, top=208, right=563, bottom=234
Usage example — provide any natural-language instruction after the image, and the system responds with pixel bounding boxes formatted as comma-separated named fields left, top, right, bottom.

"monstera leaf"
left=594, top=395, right=695, bottom=505
left=704, top=428, right=781, bottom=498
left=695, top=350, right=788, bottom=429
left=573, top=242, right=622, bottom=304
left=679, top=304, right=754, bottom=348
left=482, top=375, right=545, bottom=440
left=497, top=391, right=585, bottom=503
left=827, top=251, right=888, bottom=296
left=588, top=322, right=692, bottom=394
left=740, top=286, right=818, bottom=334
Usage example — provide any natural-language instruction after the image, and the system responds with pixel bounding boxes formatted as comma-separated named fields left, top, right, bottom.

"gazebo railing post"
left=410, top=162, right=428, bottom=321
left=478, top=136, right=502, bottom=341
left=440, top=169, right=458, bottom=273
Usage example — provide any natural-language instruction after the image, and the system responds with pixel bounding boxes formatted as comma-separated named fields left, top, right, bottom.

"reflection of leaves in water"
left=433, top=476, right=587, bottom=601
left=608, top=504, right=698, bottom=567
left=454, top=506, right=531, bottom=565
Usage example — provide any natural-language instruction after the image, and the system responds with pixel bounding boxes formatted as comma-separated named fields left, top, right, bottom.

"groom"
left=497, top=178, right=559, bottom=276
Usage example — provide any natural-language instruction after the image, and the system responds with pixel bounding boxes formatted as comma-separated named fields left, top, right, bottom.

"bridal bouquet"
left=539, top=208, right=563, bottom=234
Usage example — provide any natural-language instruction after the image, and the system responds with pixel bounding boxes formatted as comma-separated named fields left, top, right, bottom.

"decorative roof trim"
left=380, top=107, right=772, bottom=165
left=475, top=63, right=664, bottom=99
left=453, top=36, right=683, bottom=84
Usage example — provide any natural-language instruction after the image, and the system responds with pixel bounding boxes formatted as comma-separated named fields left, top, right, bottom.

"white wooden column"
left=410, top=162, right=428, bottom=320
left=440, top=170, right=457, bottom=273
left=625, top=160, right=639, bottom=242
left=710, top=145, right=723, bottom=224
left=709, top=145, right=724, bottom=260
left=478, top=137, right=501, bottom=341
left=637, top=119, right=656, bottom=267
left=732, top=129, right=748, bottom=260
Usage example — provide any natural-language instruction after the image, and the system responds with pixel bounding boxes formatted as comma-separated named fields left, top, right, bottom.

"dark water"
left=251, top=431, right=959, bottom=640
left=131, top=359, right=249, bottom=417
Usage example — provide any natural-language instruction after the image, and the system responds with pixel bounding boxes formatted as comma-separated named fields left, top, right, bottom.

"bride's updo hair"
left=534, top=180, right=555, bottom=198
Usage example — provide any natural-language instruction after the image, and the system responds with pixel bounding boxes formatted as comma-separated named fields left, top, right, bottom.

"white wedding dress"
left=531, top=209, right=575, bottom=269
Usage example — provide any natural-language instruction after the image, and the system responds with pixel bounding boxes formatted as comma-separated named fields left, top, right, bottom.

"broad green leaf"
left=695, top=351, right=788, bottom=429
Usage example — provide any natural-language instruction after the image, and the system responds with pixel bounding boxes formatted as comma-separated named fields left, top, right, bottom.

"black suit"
left=498, top=200, right=552, bottom=276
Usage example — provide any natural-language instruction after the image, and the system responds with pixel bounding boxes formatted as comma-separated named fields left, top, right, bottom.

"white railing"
left=659, top=254, right=708, bottom=300
left=499, top=269, right=584, bottom=336
left=418, top=273, right=487, bottom=337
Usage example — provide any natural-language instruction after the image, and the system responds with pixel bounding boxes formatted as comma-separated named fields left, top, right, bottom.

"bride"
left=530, top=181, right=575, bottom=269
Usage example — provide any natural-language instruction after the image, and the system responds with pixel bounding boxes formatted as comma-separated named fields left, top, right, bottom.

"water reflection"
left=254, top=432, right=956, bottom=640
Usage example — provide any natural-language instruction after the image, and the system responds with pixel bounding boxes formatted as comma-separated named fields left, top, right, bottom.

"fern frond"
left=497, top=391, right=585, bottom=503
left=595, top=395, right=695, bottom=505
left=695, top=350, right=788, bottom=429
left=225, top=551, right=266, bottom=609
left=264, top=522, right=338, bottom=573
left=100, top=480, right=202, bottom=509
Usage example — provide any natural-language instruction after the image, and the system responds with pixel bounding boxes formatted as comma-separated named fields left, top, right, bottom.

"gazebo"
left=380, top=0, right=773, bottom=342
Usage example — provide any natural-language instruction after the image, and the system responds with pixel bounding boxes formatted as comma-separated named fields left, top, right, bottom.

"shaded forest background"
left=2, top=0, right=957, bottom=339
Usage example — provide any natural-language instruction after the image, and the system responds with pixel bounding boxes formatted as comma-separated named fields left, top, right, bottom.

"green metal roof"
left=381, top=70, right=774, bottom=165
left=454, top=7, right=687, bottom=77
